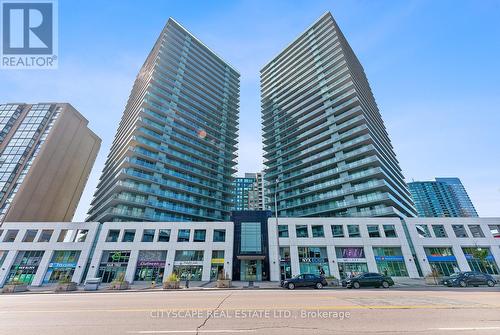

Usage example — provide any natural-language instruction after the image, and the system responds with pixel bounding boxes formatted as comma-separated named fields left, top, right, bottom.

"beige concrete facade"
left=0, top=103, right=100, bottom=223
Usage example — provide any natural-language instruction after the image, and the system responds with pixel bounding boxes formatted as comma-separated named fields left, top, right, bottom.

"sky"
left=1, top=0, right=499, bottom=219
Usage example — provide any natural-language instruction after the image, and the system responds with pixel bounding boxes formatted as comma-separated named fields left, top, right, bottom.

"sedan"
left=282, top=274, right=328, bottom=290
left=442, top=271, right=497, bottom=287
left=343, top=272, right=394, bottom=289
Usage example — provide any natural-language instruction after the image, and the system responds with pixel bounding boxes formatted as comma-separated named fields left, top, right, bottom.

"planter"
left=424, top=276, right=441, bottom=285
left=55, top=282, right=77, bottom=292
left=109, top=281, right=130, bottom=290
left=163, top=281, right=180, bottom=289
left=2, top=284, right=28, bottom=293
left=216, top=279, right=231, bottom=288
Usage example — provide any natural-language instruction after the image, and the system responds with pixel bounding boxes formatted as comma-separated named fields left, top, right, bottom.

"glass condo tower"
left=261, top=12, right=416, bottom=218
left=87, top=18, right=239, bottom=222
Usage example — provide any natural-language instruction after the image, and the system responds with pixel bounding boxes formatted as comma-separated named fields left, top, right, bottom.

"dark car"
left=342, top=272, right=394, bottom=289
left=281, top=274, right=328, bottom=290
left=441, top=271, right=497, bottom=287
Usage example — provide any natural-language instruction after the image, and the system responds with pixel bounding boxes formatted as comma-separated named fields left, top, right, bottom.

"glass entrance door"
left=240, top=260, right=262, bottom=281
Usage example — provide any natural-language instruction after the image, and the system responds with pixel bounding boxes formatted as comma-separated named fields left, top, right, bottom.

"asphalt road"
left=1, top=287, right=500, bottom=335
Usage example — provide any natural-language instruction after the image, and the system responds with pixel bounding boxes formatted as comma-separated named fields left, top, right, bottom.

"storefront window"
left=462, top=247, right=499, bottom=275
left=347, top=225, right=360, bottom=237
left=432, top=225, right=447, bottom=238
left=278, top=225, right=289, bottom=238
left=367, top=225, right=381, bottom=238
left=298, top=247, right=329, bottom=276
left=338, top=262, right=368, bottom=279
left=468, top=225, right=485, bottom=238
left=280, top=247, right=292, bottom=280
left=98, top=250, right=131, bottom=283
left=452, top=225, right=468, bottom=238
left=106, top=230, right=120, bottom=242
left=134, top=250, right=167, bottom=282
left=122, top=229, right=136, bottom=242
left=75, top=229, right=88, bottom=242
left=416, top=225, right=431, bottom=238
left=210, top=250, right=225, bottom=280
left=296, top=225, right=308, bottom=238
left=177, top=229, right=190, bottom=242
left=3, top=229, right=19, bottom=242
left=335, top=247, right=366, bottom=279
left=373, top=247, right=408, bottom=277
left=158, top=229, right=171, bottom=242
left=38, top=230, right=53, bottom=242
left=312, top=225, right=324, bottom=238
left=43, top=250, right=81, bottom=283
left=193, top=229, right=206, bottom=242
left=142, top=229, right=155, bottom=242
left=425, top=247, right=459, bottom=276
left=7, top=250, right=44, bottom=284
left=22, top=229, right=38, bottom=242
left=213, top=229, right=226, bottom=242
left=488, top=225, right=500, bottom=238
left=173, top=250, right=204, bottom=281
left=383, top=225, right=397, bottom=237
left=331, top=225, right=344, bottom=238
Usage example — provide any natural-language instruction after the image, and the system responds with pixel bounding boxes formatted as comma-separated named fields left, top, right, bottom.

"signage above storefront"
left=173, top=261, right=203, bottom=266
left=337, top=258, right=366, bottom=263
left=49, top=262, right=77, bottom=268
left=211, top=258, right=225, bottom=264
left=299, top=257, right=328, bottom=263
left=374, top=256, right=404, bottom=262
left=137, top=260, right=165, bottom=267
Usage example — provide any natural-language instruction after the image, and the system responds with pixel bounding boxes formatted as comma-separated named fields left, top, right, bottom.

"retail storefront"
left=279, top=247, right=292, bottom=280
left=98, top=250, right=131, bottom=283
left=173, top=250, right=204, bottom=281
left=335, top=247, right=368, bottom=279
left=424, top=247, right=459, bottom=276
left=462, top=247, right=499, bottom=275
left=298, top=247, right=330, bottom=276
left=43, top=250, right=80, bottom=283
left=6, top=250, right=44, bottom=284
left=210, top=250, right=225, bottom=280
left=373, top=247, right=408, bottom=277
left=134, top=250, right=167, bottom=282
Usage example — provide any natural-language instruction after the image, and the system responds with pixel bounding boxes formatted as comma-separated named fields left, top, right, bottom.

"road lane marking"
left=128, top=331, right=256, bottom=334
left=0, top=304, right=497, bottom=314
left=432, top=327, right=500, bottom=331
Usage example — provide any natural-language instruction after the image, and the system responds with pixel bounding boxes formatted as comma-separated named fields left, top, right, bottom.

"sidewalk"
left=7, top=278, right=428, bottom=294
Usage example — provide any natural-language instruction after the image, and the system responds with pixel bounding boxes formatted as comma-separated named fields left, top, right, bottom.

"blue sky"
left=1, top=0, right=499, bottom=219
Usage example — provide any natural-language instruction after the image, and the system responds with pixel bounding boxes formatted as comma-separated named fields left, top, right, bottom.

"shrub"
left=167, top=273, right=179, bottom=282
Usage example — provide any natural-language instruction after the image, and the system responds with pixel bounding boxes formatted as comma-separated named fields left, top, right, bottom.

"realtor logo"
left=1, top=0, right=58, bottom=69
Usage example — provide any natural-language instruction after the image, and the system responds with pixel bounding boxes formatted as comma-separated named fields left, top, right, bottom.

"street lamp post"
left=274, top=178, right=282, bottom=281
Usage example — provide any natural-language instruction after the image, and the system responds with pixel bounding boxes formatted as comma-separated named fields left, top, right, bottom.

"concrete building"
left=87, top=18, right=239, bottom=222
left=261, top=12, right=416, bottom=218
left=85, top=221, right=233, bottom=283
left=267, top=217, right=421, bottom=281
left=233, top=172, right=266, bottom=210
left=0, top=222, right=99, bottom=286
left=1, top=217, right=499, bottom=287
left=0, top=103, right=101, bottom=223
left=408, top=178, right=479, bottom=217
left=405, top=217, right=499, bottom=276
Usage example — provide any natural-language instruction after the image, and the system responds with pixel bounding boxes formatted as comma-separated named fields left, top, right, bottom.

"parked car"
left=281, top=274, right=328, bottom=290
left=441, top=271, right=497, bottom=287
left=342, top=272, right=394, bottom=289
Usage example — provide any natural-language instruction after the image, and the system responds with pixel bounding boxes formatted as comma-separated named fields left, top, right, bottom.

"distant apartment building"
left=261, top=12, right=416, bottom=218
left=233, top=172, right=266, bottom=210
left=86, top=18, right=239, bottom=222
left=408, top=178, right=478, bottom=217
left=0, top=103, right=101, bottom=223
